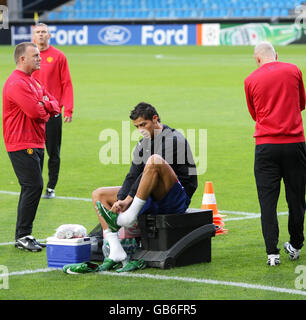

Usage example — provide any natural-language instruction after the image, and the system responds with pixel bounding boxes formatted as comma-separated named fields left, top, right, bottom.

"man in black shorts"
left=92, top=102, right=198, bottom=270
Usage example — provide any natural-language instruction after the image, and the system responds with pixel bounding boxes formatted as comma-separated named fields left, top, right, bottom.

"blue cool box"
left=46, top=237, right=91, bottom=268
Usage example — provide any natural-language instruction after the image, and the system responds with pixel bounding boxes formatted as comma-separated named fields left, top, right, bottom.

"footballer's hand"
left=111, top=199, right=131, bottom=213
left=64, top=116, right=72, bottom=123
left=111, top=201, right=123, bottom=213
left=120, top=196, right=133, bottom=212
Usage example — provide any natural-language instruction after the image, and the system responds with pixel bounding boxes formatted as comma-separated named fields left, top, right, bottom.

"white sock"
left=117, top=196, right=146, bottom=227
left=104, top=229, right=127, bottom=262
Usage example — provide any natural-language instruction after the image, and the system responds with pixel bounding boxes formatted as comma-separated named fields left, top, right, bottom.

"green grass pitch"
left=0, top=45, right=305, bottom=300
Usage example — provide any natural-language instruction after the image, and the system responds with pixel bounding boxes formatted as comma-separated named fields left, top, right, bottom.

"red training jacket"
left=244, top=61, right=305, bottom=145
left=32, top=45, right=73, bottom=118
left=2, top=69, right=60, bottom=152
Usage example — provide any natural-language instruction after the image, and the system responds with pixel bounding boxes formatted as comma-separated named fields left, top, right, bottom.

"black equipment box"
left=138, top=208, right=213, bottom=251
left=88, top=208, right=216, bottom=269
left=133, top=208, right=215, bottom=269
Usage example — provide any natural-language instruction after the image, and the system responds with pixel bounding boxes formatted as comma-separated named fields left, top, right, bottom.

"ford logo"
left=98, top=26, right=131, bottom=45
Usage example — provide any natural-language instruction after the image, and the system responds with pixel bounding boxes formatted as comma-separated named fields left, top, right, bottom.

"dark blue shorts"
left=138, top=181, right=191, bottom=216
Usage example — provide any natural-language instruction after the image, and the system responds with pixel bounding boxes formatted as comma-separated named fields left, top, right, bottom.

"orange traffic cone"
left=201, top=181, right=228, bottom=235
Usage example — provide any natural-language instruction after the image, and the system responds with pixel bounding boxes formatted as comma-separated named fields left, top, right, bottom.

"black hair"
left=130, top=102, right=160, bottom=122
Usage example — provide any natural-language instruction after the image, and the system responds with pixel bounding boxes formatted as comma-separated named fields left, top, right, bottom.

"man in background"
left=2, top=42, right=60, bottom=251
left=32, top=23, right=74, bottom=199
left=244, top=42, right=306, bottom=266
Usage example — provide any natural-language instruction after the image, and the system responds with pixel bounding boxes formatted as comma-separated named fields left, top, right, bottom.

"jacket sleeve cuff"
left=43, top=100, right=60, bottom=116
left=63, top=111, right=73, bottom=118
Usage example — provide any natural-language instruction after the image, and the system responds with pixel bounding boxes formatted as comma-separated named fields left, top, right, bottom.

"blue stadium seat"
left=262, top=1, right=271, bottom=9
left=219, top=8, right=228, bottom=17
left=113, top=11, right=123, bottom=19
left=169, top=9, right=177, bottom=18
left=79, top=11, right=88, bottom=19
left=249, top=8, right=258, bottom=17
left=271, top=7, right=280, bottom=16
left=280, top=8, right=289, bottom=16
left=204, top=9, right=213, bottom=17
left=232, top=1, right=241, bottom=9
left=99, top=11, right=111, bottom=18
left=74, top=0, right=81, bottom=10
left=213, top=9, right=221, bottom=17
left=59, top=10, right=69, bottom=19
left=190, top=9, right=198, bottom=18
left=242, top=9, right=251, bottom=17
left=263, top=8, right=272, bottom=16
left=232, top=8, right=242, bottom=17
left=139, top=10, right=149, bottom=18
left=48, top=12, right=57, bottom=20
left=49, top=0, right=300, bottom=20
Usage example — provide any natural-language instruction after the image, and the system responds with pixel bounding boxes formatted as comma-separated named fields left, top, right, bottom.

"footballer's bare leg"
left=117, top=154, right=177, bottom=227
left=92, top=186, right=127, bottom=262
left=136, top=154, right=177, bottom=200
left=92, top=186, right=120, bottom=230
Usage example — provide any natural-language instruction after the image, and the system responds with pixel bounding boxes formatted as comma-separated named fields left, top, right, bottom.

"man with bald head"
left=253, top=41, right=277, bottom=66
left=244, top=42, right=306, bottom=266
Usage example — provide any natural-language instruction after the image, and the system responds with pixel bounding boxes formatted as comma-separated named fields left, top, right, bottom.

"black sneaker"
left=15, top=235, right=42, bottom=252
left=36, top=240, right=47, bottom=248
left=43, top=188, right=55, bottom=199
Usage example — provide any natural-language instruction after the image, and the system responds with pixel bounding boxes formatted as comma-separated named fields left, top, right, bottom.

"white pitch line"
left=224, top=211, right=288, bottom=222
left=0, top=268, right=57, bottom=277
left=219, top=210, right=258, bottom=216
left=0, top=190, right=20, bottom=196
left=0, top=189, right=119, bottom=203
left=0, top=239, right=46, bottom=246
left=0, top=190, right=92, bottom=202
left=1, top=267, right=305, bottom=297
left=102, top=271, right=306, bottom=297
left=0, top=241, right=18, bottom=246
left=0, top=189, right=289, bottom=246
left=56, top=195, right=92, bottom=202
left=0, top=210, right=289, bottom=246
left=0, top=189, right=271, bottom=216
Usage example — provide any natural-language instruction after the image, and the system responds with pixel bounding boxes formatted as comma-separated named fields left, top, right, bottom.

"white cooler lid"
left=46, top=237, right=91, bottom=246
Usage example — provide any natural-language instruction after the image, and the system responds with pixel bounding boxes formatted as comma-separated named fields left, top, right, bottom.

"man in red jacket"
left=32, top=23, right=74, bottom=199
left=244, top=42, right=306, bottom=266
left=2, top=42, right=60, bottom=252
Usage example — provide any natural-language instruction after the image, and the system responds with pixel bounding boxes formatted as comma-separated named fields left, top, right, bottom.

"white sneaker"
left=43, top=188, right=55, bottom=199
left=267, top=254, right=281, bottom=266
left=284, top=242, right=300, bottom=260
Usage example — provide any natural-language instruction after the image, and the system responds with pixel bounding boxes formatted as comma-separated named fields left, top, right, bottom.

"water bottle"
left=131, top=238, right=138, bottom=254
left=65, top=229, right=74, bottom=239
left=102, top=239, right=110, bottom=258
left=126, top=239, right=132, bottom=259
left=90, top=236, right=98, bottom=253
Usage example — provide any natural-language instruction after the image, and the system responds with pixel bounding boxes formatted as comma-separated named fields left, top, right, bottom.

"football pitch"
left=0, top=44, right=305, bottom=301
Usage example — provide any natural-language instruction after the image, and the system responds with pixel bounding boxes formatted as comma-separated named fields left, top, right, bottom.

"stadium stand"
left=47, top=0, right=305, bottom=20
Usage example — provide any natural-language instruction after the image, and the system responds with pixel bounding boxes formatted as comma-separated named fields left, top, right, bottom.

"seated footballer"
left=92, top=102, right=198, bottom=270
